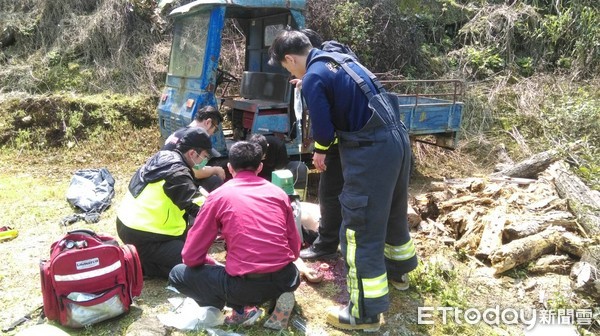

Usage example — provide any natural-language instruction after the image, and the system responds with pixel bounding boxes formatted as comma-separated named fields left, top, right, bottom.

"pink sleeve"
left=181, top=197, right=219, bottom=267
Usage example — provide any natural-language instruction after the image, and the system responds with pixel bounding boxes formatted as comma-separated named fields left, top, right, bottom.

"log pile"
left=410, top=155, right=600, bottom=299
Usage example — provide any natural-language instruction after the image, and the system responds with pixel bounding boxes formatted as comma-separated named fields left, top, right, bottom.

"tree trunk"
left=554, top=231, right=594, bottom=257
left=546, top=161, right=600, bottom=237
left=489, top=227, right=562, bottom=274
left=492, top=148, right=560, bottom=179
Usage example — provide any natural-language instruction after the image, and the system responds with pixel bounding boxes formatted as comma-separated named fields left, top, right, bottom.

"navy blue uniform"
left=302, top=49, right=417, bottom=319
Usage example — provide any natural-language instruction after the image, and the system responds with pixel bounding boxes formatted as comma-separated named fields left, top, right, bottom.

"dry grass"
left=1, top=0, right=168, bottom=94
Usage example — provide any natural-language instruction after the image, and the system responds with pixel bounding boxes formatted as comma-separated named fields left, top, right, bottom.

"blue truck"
left=157, top=0, right=464, bottom=160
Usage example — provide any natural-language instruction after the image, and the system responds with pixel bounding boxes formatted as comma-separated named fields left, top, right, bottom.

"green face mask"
left=193, top=157, right=208, bottom=170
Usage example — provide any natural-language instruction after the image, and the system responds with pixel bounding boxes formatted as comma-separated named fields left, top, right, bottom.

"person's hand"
left=212, top=166, right=226, bottom=180
left=290, top=78, right=303, bottom=89
left=312, top=152, right=327, bottom=172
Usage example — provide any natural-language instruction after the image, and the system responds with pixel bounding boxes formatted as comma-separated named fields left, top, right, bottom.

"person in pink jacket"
left=168, top=141, right=301, bottom=330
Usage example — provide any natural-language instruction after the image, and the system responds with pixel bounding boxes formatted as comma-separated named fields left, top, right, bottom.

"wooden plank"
left=475, top=207, right=507, bottom=260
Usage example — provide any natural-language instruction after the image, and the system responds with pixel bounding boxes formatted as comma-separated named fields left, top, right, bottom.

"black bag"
left=66, top=168, right=115, bottom=213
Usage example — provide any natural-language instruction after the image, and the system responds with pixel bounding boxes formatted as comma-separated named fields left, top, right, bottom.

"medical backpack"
left=40, top=229, right=143, bottom=328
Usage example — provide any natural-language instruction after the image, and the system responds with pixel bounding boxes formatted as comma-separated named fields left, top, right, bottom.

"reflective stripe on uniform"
left=362, top=273, right=389, bottom=298
left=345, top=228, right=361, bottom=318
left=314, top=141, right=331, bottom=151
left=384, top=239, right=416, bottom=261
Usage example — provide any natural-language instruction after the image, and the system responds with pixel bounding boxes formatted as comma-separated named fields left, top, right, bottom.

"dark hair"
left=194, top=105, right=222, bottom=124
left=248, top=134, right=268, bottom=157
left=301, top=28, right=323, bottom=48
left=229, top=141, right=263, bottom=172
left=175, top=127, right=212, bottom=153
left=268, top=30, right=312, bottom=66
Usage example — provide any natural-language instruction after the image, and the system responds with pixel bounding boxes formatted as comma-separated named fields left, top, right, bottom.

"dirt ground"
left=0, top=126, right=598, bottom=336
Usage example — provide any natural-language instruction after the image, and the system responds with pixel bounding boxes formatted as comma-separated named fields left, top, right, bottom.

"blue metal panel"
left=157, top=7, right=226, bottom=147
left=290, top=9, right=305, bottom=28
left=253, top=115, right=289, bottom=134
left=395, top=95, right=463, bottom=137
left=161, top=0, right=308, bottom=156
left=170, top=0, right=306, bottom=17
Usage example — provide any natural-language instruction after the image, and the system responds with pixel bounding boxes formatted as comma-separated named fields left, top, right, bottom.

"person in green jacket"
left=116, top=127, right=215, bottom=278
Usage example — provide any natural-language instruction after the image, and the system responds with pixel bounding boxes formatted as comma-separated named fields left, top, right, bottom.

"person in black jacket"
left=163, top=105, right=225, bottom=192
left=116, top=127, right=216, bottom=278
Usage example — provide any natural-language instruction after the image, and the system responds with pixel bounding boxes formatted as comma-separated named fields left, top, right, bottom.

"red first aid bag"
left=40, top=229, right=143, bottom=328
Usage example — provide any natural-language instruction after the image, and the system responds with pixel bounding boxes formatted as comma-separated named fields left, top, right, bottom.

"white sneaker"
left=389, top=274, right=409, bottom=291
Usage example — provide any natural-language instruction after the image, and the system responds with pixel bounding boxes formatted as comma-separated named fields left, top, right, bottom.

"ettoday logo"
left=418, top=306, right=599, bottom=330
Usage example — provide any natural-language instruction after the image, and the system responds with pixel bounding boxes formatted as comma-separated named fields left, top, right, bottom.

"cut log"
left=488, top=227, right=563, bottom=274
left=529, top=255, right=574, bottom=275
left=570, top=245, right=600, bottom=300
left=429, top=181, right=447, bottom=192
left=475, top=206, right=507, bottom=260
left=554, top=231, right=594, bottom=258
left=503, top=211, right=576, bottom=240
left=492, top=148, right=560, bottom=179
left=546, top=161, right=600, bottom=237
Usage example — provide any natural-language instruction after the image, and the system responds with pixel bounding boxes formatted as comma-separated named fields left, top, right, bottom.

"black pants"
left=168, top=262, right=300, bottom=312
left=313, top=145, right=344, bottom=252
left=116, top=218, right=185, bottom=279
left=197, top=174, right=223, bottom=192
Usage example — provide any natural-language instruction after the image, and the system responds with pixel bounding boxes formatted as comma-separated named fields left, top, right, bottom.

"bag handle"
left=67, top=228, right=98, bottom=237
left=49, top=229, right=108, bottom=257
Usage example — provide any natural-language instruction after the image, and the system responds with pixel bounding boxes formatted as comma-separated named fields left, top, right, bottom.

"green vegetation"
left=4, top=0, right=596, bottom=177
left=0, top=93, right=156, bottom=149
left=0, top=1, right=599, bottom=335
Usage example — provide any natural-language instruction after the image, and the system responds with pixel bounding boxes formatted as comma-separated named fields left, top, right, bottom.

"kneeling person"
left=116, top=127, right=212, bottom=279
left=168, top=141, right=301, bottom=329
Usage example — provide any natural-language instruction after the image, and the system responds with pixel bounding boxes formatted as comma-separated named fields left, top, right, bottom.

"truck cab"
left=157, top=0, right=310, bottom=158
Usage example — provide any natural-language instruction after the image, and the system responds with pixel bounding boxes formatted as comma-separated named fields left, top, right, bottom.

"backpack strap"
left=308, top=52, right=385, bottom=100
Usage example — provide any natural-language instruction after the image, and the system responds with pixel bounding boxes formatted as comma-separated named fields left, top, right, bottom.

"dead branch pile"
left=410, top=156, right=600, bottom=299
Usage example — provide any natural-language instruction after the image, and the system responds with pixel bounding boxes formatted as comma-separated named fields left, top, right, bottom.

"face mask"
left=193, top=157, right=208, bottom=170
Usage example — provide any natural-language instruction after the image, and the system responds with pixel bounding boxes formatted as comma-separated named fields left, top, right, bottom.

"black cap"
left=175, top=127, right=220, bottom=157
